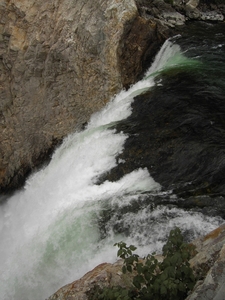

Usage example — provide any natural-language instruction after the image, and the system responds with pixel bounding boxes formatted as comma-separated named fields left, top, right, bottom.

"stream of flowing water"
left=0, top=22, right=224, bottom=300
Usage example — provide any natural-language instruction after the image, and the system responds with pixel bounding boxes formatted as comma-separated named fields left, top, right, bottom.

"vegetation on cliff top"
left=87, top=228, right=197, bottom=300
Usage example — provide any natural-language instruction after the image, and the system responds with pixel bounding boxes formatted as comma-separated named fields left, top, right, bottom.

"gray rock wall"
left=0, top=0, right=140, bottom=192
left=187, top=224, right=225, bottom=300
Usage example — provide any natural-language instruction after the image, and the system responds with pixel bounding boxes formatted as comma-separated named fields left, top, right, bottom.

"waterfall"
left=0, top=39, right=222, bottom=300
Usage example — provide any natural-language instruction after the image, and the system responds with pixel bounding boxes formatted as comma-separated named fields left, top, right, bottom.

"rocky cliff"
left=0, top=0, right=168, bottom=194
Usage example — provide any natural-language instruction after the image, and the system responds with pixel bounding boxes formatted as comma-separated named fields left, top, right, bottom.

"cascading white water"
left=0, top=39, right=223, bottom=300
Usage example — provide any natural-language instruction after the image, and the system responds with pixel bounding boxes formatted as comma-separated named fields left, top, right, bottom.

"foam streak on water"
left=0, top=39, right=223, bottom=300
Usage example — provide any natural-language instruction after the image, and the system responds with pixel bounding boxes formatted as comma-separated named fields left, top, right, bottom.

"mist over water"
left=0, top=36, right=224, bottom=300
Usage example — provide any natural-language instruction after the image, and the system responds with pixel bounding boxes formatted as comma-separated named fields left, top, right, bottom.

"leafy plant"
left=87, top=285, right=131, bottom=300
left=87, top=227, right=196, bottom=300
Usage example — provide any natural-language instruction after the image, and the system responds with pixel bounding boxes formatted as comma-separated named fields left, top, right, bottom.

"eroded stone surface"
left=0, top=0, right=165, bottom=193
left=187, top=224, right=225, bottom=299
left=47, top=260, right=133, bottom=300
left=190, top=224, right=225, bottom=277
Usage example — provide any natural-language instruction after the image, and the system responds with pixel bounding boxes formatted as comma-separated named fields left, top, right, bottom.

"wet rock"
left=186, top=0, right=200, bottom=9
left=148, top=0, right=186, bottom=26
left=159, top=11, right=186, bottom=26
left=200, top=10, right=224, bottom=21
left=184, top=0, right=225, bottom=21
left=118, top=15, right=168, bottom=89
left=150, top=193, right=225, bottom=219
left=185, top=6, right=201, bottom=19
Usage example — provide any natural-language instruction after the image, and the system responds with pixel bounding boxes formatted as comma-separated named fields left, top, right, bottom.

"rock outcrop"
left=187, top=224, right=225, bottom=300
left=47, top=224, right=225, bottom=300
left=47, top=260, right=131, bottom=300
left=0, top=0, right=168, bottom=194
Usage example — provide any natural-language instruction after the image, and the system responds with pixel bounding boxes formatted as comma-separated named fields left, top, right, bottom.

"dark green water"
left=101, top=21, right=225, bottom=231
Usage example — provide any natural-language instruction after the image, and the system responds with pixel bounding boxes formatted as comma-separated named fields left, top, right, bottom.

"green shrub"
left=87, top=227, right=196, bottom=300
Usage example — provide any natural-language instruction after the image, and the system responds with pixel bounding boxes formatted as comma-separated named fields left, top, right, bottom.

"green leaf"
left=133, top=275, right=143, bottom=289
left=136, top=263, right=143, bottom=274
left=160, top=271, right=168, bottom=281
left=160, top=285, right=167, bottom=295
left=178, top=282, right=186, bottom=292
left=127, top=265, right=132, bottom=273
left=129, top=245, right=137, bottom=251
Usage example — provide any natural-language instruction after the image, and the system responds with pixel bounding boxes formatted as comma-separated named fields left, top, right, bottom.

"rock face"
left=187, top=224, right=225, bottom=300
left=0, top=0, right=167, bottom=194
left=47, top=260, right=132, bottom=300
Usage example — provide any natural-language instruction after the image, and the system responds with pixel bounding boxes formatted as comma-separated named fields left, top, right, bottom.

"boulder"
left=186, top=0, right=200, bottom=9
left=200, top=10, right=224, bottom=21
left=184, top=0, right=225, bottom=21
